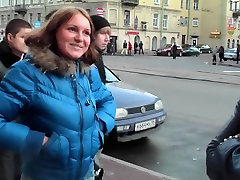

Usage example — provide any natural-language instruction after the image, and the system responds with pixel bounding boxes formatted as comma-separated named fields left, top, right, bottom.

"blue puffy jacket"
left=0, top=53, right=116, bottom=179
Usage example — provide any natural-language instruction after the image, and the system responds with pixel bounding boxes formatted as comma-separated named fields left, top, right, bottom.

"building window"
left=163, top=0, right=168, bottom=6
left=154, top=0, right=160, bottom=4
left=163, top=15, right=168, bottom=29
left=238, top=21, right=240, bottom=29
left=232, top=39, right=235, bottom=48
left=193, top=0, right=199, bottom=10
left=37, top=13, right=41, bottom=21
left=29, top=13, right=33, bottom=24
left=109, top=9, right=117, bottom=26
left=1, top=15, right=4, bottom=25
left=181, top=0, right=183, bottom=8
left=30, top=0, right=33, bottom=4
left=38, top=0, right=42, bottom=4
left=7, top=14, right=10, bottom=21
left=124, top=10, right=130, bottom=26
left=192, top=18, right=198, bottom=27
left=230, top=1, right=233, bottom=11
left=153, top=13, right=158, bottom=28
left=186, top=0, right=189, bottom=9
left=185, top=17, right=188, bottom=26
left=86, top=9, right=90, bottom=15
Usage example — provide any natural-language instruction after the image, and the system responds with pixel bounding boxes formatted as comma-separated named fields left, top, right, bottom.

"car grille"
left=127, top=104, right=154, bottom=114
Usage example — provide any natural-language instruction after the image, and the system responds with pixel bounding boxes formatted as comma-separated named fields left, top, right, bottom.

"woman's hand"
left=42, top=136, right=49, bottom=145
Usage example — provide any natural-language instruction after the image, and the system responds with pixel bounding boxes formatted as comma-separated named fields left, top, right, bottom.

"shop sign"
left=228, top=26, right=235, bottom=35
left=126, top=31, right=139, bottom=35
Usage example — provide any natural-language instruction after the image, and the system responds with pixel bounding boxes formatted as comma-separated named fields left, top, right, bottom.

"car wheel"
left=179, top=52, right=182, bottom=57
left=167, top=52, right=171, bottom=56
left=224, top=58, right=227, bottom=61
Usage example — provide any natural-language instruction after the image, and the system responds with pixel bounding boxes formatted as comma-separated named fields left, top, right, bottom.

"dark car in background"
left=224, top=48, right=237, bottom=61
left=182, top=47, right=201, bottom=56
left=197, top=44, right=212, bottom=54
left=105, top=67, right=167, bottom=142
left=156, top=44, right=183, bottom=57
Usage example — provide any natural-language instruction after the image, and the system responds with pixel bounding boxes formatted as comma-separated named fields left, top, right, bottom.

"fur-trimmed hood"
left=28, top=45, right=90, bottom=76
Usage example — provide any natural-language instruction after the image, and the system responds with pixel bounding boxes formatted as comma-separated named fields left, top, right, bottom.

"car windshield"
left=105, top=67, right=120, bottom=83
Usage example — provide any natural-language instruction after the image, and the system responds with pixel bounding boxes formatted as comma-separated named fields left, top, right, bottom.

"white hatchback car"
left=224, top=48, right=237, bottom=61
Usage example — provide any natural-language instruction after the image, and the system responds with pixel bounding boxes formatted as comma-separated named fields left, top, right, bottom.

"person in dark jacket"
left=172, top=42, right=177, bottom=59
left=218, top=46, right=224, bottom=63
left=90, top=15, right=111, bottom=84
left=90, top=15, right=112, bottom=180
left=139, top=41, right=144, bottom=55
left=134, top=41, right=138, bottom=54
left=0, top=7, right=116, bottom=180
left=206, top=99, right=240, bottom=180
left=0, top=18, right=32, bottom=180
left=237, top=44, right=240, bottom=64
left=0, top=19, right=32, bottom=80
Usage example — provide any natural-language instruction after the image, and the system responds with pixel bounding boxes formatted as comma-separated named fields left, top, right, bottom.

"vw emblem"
left=140, top=106, right=146, bottom=113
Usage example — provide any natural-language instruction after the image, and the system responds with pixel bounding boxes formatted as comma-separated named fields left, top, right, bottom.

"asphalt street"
left=102, top=54, right=240, bottom=180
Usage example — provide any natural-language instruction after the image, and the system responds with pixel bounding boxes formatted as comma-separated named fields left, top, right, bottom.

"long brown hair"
left=25, top=7, right=98, bottom=64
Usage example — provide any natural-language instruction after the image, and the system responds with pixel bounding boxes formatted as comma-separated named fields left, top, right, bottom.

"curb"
left=100, top=154, right=178, bottom=180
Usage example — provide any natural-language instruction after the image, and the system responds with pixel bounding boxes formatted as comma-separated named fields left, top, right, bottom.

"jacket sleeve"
left=88, top=65, right=116, bottom=134
left=216, top=99, right=240, bottom=142
left=0, top=62, right=45, bottom=156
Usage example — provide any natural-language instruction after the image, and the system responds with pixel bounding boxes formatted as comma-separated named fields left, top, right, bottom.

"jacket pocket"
left=91, top=123, right=104, bottom=158
left=39, top=132, right=70, bottom=167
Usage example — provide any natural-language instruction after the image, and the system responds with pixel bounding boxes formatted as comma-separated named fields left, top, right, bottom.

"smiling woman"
left=0, top=6, right=116, bottom=180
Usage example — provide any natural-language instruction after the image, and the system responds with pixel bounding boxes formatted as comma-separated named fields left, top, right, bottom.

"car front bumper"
left=115, top=110, right=167, bottom=142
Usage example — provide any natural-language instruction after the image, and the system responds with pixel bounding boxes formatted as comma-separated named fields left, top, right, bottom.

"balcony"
left=122, top=0, right=139, bottom=6
left=14, top=4, right=27, bottom=16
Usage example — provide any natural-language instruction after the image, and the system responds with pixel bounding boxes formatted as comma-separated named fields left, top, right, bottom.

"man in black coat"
left=0, top=18, right=32, bottom=180
left=172, top=42, right=177, bottom=59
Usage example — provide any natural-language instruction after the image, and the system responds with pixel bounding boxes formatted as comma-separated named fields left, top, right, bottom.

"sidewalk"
left=99, top=154, right=178, bottom=180
left=218, top=60, right=240, bottom=68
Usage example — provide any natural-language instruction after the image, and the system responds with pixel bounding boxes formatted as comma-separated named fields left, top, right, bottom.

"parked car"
left=224, top=48, right=237, bottom=61
left=156, top=44, right=183, bottom=57
left=197, top=44, right=212, bottom=54
left=182, top=47, right=201, bottom=56
left=105, top=67, right=167, bottom=142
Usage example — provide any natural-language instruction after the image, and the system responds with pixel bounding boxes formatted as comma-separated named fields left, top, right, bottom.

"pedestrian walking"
left=218, top=46, right=224, bottom=63
left=0, top=18, right=32, bottom=180
left=237, top=44, right=240, bottom=64
left=128, top=41, right=132, bottom=55
left=121, top=40, right=128, bottom=55
left=171, top=42, right=177, bottom=59
left=212, top=46, right=218, bottom=65
left=134, top=41, right=138, bottom=54
left=139, top=41, right=144, bottom=55
left=0, top=7, right=116, bottom=180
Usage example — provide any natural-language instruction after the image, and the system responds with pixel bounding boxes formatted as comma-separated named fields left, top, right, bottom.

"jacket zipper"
left=70, top=61, right=83, bottom=179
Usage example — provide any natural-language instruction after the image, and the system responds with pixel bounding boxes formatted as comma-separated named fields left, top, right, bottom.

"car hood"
left=106, top=81, right=159, bottom=108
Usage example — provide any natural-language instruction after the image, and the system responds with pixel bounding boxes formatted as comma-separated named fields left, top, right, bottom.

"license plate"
left=135, top=119, right=156, bottom=132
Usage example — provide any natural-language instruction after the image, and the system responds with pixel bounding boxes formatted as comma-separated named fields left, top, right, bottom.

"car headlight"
left=154, top=100, right=163, bottom=110
left=116, top=108, right=128, bottom=119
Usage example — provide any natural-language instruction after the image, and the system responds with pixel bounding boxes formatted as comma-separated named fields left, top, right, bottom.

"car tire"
left=224, top=58, right=227, bottom=61
left=167, top=51, right=171, bottom=56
